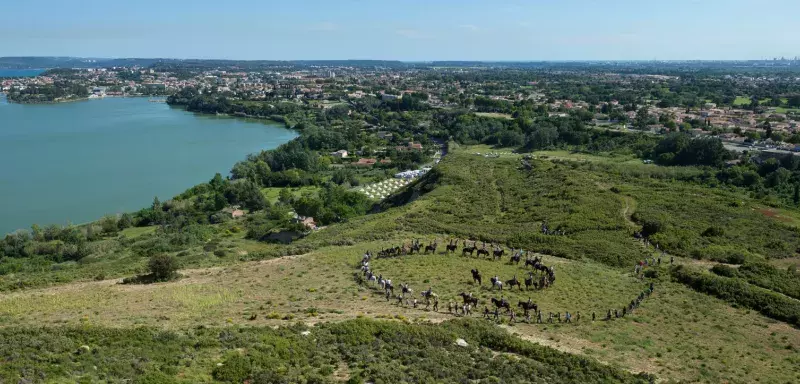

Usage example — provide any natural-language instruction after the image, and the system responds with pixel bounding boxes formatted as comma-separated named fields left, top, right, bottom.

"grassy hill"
left=1, top=146, right=799, bottom=383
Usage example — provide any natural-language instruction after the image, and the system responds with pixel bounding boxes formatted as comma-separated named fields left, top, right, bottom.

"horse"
left=446, top=239, right=458, bottom=254
left=401, top=283, right=413, bottom=296
left=409, top=240, right=421, bottom=254
left=506, top=275, right=522, bottom=291
left=470, top=269, right=482, bottom=285
left=524, top=272, right=535, bottom=290
left=491, top=297, right=511, bottom=312
left=424, top=241, right=438, bottom=254
left=510, top=253, right=521, bottom=265
left=462, top=242, right=476, bottom=256
left=493, top=246, right=505, bottom=260
left=490, top=276, right=503, bottom=291
left=517, top=300, right=538, bottom=316
left=459, top=292, right=479, bottom=307
left=420, top=288, right=437, bottom=308
left=476, top=245, right=490, bottom=258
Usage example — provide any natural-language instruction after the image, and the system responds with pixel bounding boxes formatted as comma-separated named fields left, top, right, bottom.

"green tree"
left=118, top=213, right=134, bottom=230
left=100, top=215, right=119, bottom=235
left=148, top=254, right=179, bottom=282
left=278, top=188, right=293, bottom=205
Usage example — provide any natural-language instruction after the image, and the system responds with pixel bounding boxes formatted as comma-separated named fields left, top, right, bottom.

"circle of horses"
left=357, top=238, right=657, bottom=325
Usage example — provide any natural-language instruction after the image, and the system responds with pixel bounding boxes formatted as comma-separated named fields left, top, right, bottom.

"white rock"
left=455, top=338, right=468, bottom=347
left=301, top=331, right=311, bottom=336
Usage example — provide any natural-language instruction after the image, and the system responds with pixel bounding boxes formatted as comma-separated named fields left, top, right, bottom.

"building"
left=355, top=158, right=378, bottom=166
left=292, top=216, right=317, bottom=230
left=381, top=94, right=399, bottom=102
left=231, top=209, right=245, bottom=219
left=331, top=150, right=348, bottom=158
left=396, top=142, right=423, bottom=152
left=376, top=131, right=393, bottom=140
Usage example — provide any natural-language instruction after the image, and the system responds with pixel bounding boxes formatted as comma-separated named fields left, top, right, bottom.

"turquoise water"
left=0, top=69, right=45, bottom=77
left=0, top=96, right=297, bottom=234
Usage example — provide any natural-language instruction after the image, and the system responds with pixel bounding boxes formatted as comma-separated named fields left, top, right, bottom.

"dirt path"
left=620, top=195, right=638, bottom=228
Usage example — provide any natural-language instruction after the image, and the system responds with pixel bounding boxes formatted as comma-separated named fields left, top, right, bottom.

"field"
left=262, top=186, right=318, bottom=203
left=475, top=112, right=514, bottom=120
left=1, top=146, right=799, bottom=383
left=733, top=96, right=751, bottom=106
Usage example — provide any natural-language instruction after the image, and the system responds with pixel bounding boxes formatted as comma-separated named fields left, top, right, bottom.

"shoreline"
left=1, top=93, right=168, bottom=105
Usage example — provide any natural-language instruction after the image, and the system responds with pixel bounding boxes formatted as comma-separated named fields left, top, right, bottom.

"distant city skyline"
left=3, top=0, right=799, bottom=61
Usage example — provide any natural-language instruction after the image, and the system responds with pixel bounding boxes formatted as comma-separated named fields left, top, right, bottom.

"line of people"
left=357, top=252, right=440, bottom=311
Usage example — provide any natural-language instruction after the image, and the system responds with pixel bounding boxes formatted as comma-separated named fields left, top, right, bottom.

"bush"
left=213, top=249, right=227, bottom=257
left=671, top=265, right=800, bottom=327
left=134, top=372, right=178, bottom=384
left=147, top=254, right=179, bottom=282
left=213, top=353, right=252, bottom=383
left=691, top=245, right=754, bottom=264
left=710, top=264, right=738, bottom=278
left=643, top=269, right=659, bottom=279
left=701, top=226, right=725, bottom=237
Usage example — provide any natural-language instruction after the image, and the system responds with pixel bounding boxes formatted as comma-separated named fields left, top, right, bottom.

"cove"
left=0, top=96, right=297, bottom=234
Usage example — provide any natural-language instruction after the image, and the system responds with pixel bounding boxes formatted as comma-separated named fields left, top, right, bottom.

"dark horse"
left=462, top=242, right=477, bottom=256
left=491, top=297, right=511, bottom=312
left=409, top=239, right=421, bottom=254
left=517, top=300, right=538, bottom=316
left=493, top=246, right=505, bottom=260
left=509, top=253, right=521, bottom=265
left=524, top=257, right=540, bottom=269
left=506, top=275, right=522, bottom=291
left=446, top=239, right=458, bottom=254
left=476, top=245, right=490, bottom=258
left=424, top=241, right=438, bottom=254
left=470, top=269, right=482, bottom=285
left=459, top=292, right=479, bottom=307
left=524, top=272, right=535, bottom=290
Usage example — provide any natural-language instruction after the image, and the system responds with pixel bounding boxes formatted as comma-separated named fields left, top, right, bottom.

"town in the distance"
left=5, top=58, right=800, bottom=158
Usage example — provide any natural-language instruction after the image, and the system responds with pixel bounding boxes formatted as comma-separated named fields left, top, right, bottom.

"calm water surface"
left=0, top=69, right=45, bottom=77
left=0, top=96, right=296, bottom=234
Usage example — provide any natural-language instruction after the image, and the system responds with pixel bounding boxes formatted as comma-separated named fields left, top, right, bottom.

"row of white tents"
left=357, top=178, right=414, bottom=200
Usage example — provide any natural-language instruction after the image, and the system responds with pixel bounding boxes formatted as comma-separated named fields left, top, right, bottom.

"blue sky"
left=2, top=0, right=798, bottom=60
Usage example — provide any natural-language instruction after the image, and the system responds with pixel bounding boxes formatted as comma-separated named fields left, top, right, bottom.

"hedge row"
left=672, top=265, right=800, bottom=327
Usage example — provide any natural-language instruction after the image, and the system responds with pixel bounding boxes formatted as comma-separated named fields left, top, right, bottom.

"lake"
left=0, top=69, right=45, bottom=77
left=0, top=96, right=297, bottom=234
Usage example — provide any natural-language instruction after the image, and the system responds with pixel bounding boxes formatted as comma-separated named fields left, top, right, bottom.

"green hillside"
left=1, top=146, right=799, bottom=383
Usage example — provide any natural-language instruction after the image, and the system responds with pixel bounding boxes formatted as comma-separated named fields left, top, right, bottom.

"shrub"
left=691, top=245, right=754, bottom=264
left=710, top=264, right=738, bottom=278
left=212, top=353, right=251, bottom=383
left=643, top=269, right=659, bottom=279
left=671, top=265, right=800, bottom=327
left=134, top=372, right=178, bottom=384
left=701, top=226, right=725, bottom=237
left=147, top=254, right=179, bottom=282
left=214, top=249, right=227, bottom=257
